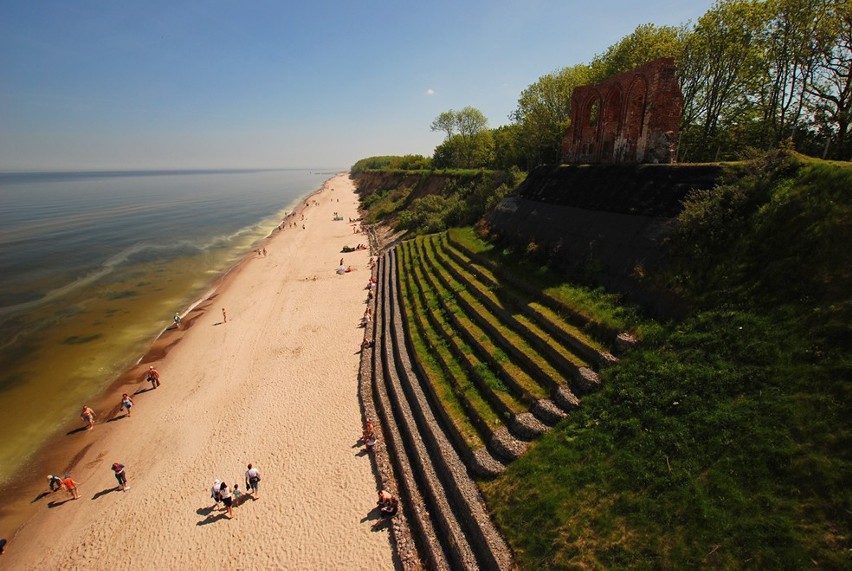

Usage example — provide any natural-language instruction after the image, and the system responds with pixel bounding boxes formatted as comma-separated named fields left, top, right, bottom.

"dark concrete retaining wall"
left=487, top=163, right=723, bottom=318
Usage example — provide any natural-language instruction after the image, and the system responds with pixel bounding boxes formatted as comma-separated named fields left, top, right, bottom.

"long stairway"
left=371, top=249, right=514, bottom=570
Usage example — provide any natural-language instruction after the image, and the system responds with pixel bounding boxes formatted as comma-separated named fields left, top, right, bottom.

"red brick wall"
left=561, top=58, right=683, bottom=164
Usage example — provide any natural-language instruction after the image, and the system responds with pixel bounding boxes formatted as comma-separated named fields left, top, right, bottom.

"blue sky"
left=0, top=1, right=715, bottom=171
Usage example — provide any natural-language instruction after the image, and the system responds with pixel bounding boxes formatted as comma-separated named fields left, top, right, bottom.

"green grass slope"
left=480, top=153, right=851, bottom=568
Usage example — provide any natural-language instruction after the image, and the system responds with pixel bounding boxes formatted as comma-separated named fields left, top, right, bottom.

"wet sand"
left=0, top=173, right=394, bottom=569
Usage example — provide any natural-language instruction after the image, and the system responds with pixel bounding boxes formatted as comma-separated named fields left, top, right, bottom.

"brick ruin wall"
left=561, top=58, right=683, bottom=164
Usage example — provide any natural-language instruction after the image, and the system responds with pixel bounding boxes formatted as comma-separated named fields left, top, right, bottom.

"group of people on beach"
left=361, top=420, right=397, bottom=518
left=354, top=249, right=401, bottom=522
left=208, top=464, right=261, bottom=520
left=23, top=183, right=396, bottom=562
left=45, top=460, right=128, bottom=505
left=78, top=365, right=159, bottom=432
left=59, top=366, right=166, bottom=503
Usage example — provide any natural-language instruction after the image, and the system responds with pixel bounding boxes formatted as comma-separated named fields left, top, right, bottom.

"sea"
left=0, top=168, right=339, bottom=483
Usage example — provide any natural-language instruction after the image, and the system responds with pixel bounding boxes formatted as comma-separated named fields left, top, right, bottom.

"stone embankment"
left=359, top=225, right=625, bottom=568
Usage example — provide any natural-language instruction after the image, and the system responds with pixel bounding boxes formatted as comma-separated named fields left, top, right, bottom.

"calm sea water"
left=0, top=168, right=338, bottom=483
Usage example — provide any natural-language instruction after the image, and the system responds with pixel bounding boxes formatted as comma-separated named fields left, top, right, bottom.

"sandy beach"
left=0, top=173, right=395, bottom=569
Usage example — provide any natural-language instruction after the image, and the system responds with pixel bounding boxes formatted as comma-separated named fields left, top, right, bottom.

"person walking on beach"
left=222, top=308, right=227, bottom=323
left=244, top=464, right=261, bottom=498
left=62, top=475, right=79, bottom=500
left=145, top=366, right=160, bottom=389
left=232, top=483, right=245, bottom=506
left=219, top=482, right=234, bottom=519
left=111, top=463, right=129, bottom=491
left=173, top=312, right=181, bottom=328
left=120, top=393, right=133, bottom=417
left=80, top=405, right=96, bottom=430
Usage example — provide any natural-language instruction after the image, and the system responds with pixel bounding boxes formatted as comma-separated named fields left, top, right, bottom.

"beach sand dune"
left=1, top=174, right=394, bottom=569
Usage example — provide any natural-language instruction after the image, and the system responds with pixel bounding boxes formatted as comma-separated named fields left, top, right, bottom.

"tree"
left=511, top=64, right=590, bottom=167
left=456, top=106, right=489, bottom=167
left=430, top=107, right=490, bottom=168
left=588, top=23, right=686, bottom=82
left=430, top=110, right=457, bottom=141
left=752, top=0, right=831, bottom=148
left=806, top=0, right=852, bottom=159
left=491, top=124, right=524, bottom=170
left=678, top=0, right=765, bottom=161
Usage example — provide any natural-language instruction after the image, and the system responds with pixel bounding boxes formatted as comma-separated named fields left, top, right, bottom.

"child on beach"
left=120, top=393, right=133, bottom=417
left=111, top=463, right=129, bottom=491
left=174, top=313, right=181, bottom=328
left=232, top=483, right=244, bottom=506
left=62, top=475, right=79, bottom=500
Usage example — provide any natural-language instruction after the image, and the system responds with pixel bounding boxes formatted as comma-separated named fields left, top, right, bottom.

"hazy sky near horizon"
left=1, top=1, right=715, bottom=171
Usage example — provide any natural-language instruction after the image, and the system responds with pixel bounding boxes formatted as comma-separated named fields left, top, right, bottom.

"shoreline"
left=0, top=182, right=325, bottom=535
left=0, top=173, right=393, bottom=568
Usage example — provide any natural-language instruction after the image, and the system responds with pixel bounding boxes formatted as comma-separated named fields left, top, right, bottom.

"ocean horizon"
left=0, top=167, right=342, bottom=483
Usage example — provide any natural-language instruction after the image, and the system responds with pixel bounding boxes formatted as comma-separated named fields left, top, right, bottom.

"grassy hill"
left=479, top=153, right=851, bottom=568
left=356, top=151, right=851, bottom=568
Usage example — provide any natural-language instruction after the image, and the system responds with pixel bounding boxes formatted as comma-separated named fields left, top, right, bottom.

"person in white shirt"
left=245, top=464, right=261, bottom=498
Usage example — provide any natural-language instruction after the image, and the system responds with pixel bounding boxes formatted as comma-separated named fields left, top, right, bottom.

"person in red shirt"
left=145, top=366, right=160, bottom=389
left=62, top=475, right=79, bottom=500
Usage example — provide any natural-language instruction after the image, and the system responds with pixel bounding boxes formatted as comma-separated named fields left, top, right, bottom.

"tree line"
left=427, top=0, right=850, bottom=170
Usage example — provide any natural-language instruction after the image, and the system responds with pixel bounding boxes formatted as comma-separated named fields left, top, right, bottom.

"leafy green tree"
left=430, top=110, right=457, bottom=141
left=351, top=155, right=432, bottom=173
left=456, top=106, right=489, bottom=167
left=430, top=107, right=490, bottom=168
left=490, top=124, right=524, bottom=170
left=431, top=137, right=463, bottom=169
left=588, top=23, right=686, bottom=82
left=678, top=0, right=765, bottom=161
left=432, top=131, right=494, bottom=169
left=511, top=64, right=590, bottom=167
